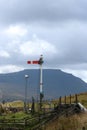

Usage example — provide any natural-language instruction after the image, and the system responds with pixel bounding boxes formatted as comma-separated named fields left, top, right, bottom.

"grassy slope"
left=2, top=92, right=87, bottom=107
left=44, top=92, right=87, bottom=130
left=45, top=113, right=87, bottom=130
left=1, top=92, right=87, bottom=130
left=53, top=92, right=87, bottom=107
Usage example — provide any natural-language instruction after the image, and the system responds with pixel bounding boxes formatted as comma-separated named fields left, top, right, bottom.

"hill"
left=0, top=69, right=87, bottom=101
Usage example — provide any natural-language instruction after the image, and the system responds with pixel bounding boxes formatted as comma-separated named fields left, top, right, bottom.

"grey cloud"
left=0, top=0, right=87, bottom=25
left=0, top=21, right=87, bottom=68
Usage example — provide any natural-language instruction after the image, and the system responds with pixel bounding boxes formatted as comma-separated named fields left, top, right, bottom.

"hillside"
left=0, top=69, right=87, bottom=101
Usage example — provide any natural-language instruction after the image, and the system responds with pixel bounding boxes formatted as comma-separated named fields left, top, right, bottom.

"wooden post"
left=59, top=96, right=61, bottom=105
left=70, top=94, right=71, bottom=104
left=75, top=94, right=78, bottom=104
left=65, top=96, right=66, bottom=104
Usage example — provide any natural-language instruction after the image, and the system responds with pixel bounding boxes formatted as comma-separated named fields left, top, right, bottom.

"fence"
left=0, top=94, right=86, bottom=130
left=0, top=111, right=58, bottom=130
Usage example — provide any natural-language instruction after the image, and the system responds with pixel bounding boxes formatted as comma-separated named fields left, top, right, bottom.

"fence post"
left=65, top=96, right=66, bottom=104
left=59, top=96, right=61, bottom=105
left=70, top=94, right=71, bottom=104
left=75, top=94, right=78, bottom=104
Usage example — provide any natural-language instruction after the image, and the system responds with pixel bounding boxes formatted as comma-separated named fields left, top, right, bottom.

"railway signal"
left=27, top=55, right=44, bottom=110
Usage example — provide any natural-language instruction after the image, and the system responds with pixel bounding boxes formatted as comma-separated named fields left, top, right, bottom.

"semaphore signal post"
left=27, top=55, right=44, bottom=110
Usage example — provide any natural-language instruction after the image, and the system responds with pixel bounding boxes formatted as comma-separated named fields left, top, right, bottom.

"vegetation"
left=44, top=92, right=87, bottom=130
left=53, top=92, right=87, bottom=107
left=44, top=113, right=87, bottom=130
left=0, top=92, right=87, bottom=129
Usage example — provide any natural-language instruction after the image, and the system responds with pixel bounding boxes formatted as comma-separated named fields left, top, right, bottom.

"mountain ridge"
left=0, top=69, right=87, bottom=101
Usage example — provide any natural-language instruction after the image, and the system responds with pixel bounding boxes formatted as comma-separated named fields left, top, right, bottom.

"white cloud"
left=20, top=36, right=57, bottom=57
left=3, top=25, right=28, bottom=38
left=0, top=50, right=10, bottom=58
left=62, top=69, right=87, bottom=83
left=0, top=65, right=23, bottom=73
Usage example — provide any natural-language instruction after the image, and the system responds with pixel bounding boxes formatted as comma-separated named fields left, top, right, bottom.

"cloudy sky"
left=0, top=0, right=87, bottom=82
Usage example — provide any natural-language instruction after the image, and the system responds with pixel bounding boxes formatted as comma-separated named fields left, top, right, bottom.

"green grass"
left=0, top=111, right=33, bottom=120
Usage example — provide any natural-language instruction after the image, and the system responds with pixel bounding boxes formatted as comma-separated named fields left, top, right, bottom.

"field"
left=0, top=92, right=87, bottom=130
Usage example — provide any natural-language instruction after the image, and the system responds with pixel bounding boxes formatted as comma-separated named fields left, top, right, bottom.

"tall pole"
left=27, top=55, right=44, bottom=111
left=24, top=74, right=29, bottom=112
left=39, top=55, right=44, bottom=110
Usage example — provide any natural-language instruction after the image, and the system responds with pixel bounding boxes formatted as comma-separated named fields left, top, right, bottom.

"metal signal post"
left=27, top=55, right=44, bottom=110
left=38, top=55, right=44, bottom=110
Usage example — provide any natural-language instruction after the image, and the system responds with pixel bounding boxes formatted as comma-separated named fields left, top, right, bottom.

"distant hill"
left=0, top=69, right=87, bottom=101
